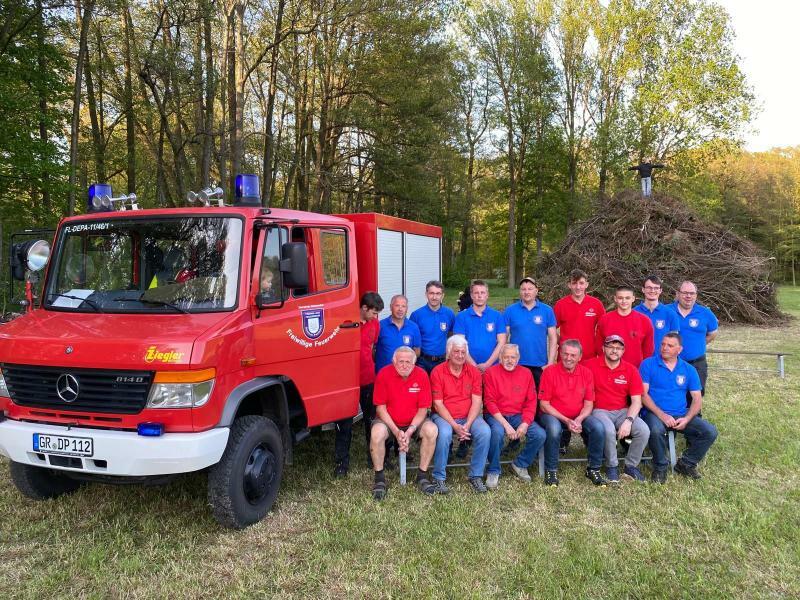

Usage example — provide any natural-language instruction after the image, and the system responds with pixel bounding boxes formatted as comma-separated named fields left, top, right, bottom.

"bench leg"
left=538, top=450, right=545, bottom=478
left=399, top=451, right=407, bottom=485
left=668, top=431, right=677, bottom=472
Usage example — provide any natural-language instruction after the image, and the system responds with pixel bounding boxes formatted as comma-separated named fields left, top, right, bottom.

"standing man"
left=536, top=340, right=608, bottom=487
left=370, top=347, right=439, bottom=499
left=430, top=335, right=491, bottom=494
left=483, top=344, right=547, bottom=488
left=411, top=280, right=455, bottom=374
left=595, top=286, right=654, bottom=367
left=640, top=333, right=719, bottom=483
left=554, top=269, right=605, bottom=363
left=634, top=275, right=680, bottom=352
left=628, top=160, right=665, bottom=198
left=586, top=335, right=650, bottom=483
left=374, top=294, right=421, bottom=373
left=453, top=280, right=506, bottom=373
left=504, top=277, right=557, bottom=390
left=333, top=292, right=384, bottom=476
left=670, top=281, right=718, bottom=394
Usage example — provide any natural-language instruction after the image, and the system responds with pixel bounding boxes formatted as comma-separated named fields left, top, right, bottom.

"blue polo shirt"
left=669, top=302, right=719, bottom=361
left=503, top=300, right=556, bottom=367
left=639, top=355, right=701, bottom=417
left=374, top=317, right=421, bottom=372
left=453, top=305, right=506, bottom=365
left=410, top=304, right=455, bottom=357
left=634, top=302, right=680, bottom=352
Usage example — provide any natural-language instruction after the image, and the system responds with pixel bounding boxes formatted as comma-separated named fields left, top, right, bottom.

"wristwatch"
left=624, top=416, right=634, bottom=423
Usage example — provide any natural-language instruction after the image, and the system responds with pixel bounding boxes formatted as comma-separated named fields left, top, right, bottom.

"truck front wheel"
left=207, top=415, right=284, bottom=529
left=9, top=462, right=82, bottom=500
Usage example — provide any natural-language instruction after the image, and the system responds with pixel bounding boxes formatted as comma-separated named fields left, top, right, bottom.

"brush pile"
left=536, top=190, right=785, bottom=324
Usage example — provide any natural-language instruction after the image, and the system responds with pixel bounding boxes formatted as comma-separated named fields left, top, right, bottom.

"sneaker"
left=468, top=476, right=488, bottom=493
left=623, top=465, right=646, bottom=482
left=606, top=466, right=620, bottom=483
left=432, top=479, right=450, bottom=495
left=486, top=473, right=500, bottom=490
left=585, top=467, right=609, bottom=487
left=416, top=475, right=436, bottom=496
left=544, top=470, right=559, bottom=487
left=333, top=462, right=349, bottom=478
left=651, top=468, right=668, bottom=484
left=372, top=479, right=387, bottom=500
left=510, top=462, right=532, bottom=483
left=675, top=459, right=702, bottom=480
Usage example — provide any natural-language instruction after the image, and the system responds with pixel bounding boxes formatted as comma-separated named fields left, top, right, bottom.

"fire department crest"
left=676, top=375, right=686, bottom=386
left=655, top=319, right=665, bottom=329
left=439, top=322, right=448, bottom=331
left=403, top=335, right=411, bottom=345
left=689, top=318, right=699, bottom=328
left=487, top=322, right=495, bottom=332
left=301, top=308, right=325, bottom=339
left=533, top=315, right=543, bottom=325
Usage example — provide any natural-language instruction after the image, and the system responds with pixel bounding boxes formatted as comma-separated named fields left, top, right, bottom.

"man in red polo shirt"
left=554, top=269, right=605, bottom=362
left=483, top=344, right=547, bottom=488
left=595, top=285, right=654, bottom=367
left=536, top=340, right=608, bottom=487
left=586, top=335, right=650, bottom=484
left=370, top=346, right=438, bottom=500
left=430, top=335, right=491, bottom=494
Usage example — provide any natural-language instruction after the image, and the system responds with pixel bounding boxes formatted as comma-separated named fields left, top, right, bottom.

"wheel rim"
left=242, top=443, right=276, bottom=505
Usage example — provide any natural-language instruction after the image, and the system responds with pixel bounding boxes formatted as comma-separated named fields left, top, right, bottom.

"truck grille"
left=1, top=364, right=154, bottom=414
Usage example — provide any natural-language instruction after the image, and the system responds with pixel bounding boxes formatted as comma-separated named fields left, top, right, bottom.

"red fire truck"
left=0, top=176, right=441, bottom=528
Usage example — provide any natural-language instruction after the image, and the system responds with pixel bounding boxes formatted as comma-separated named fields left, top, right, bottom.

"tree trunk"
left=67, top=0, right=94, bottom=215
left=261, top=0, right=286, bottom=206
left=35, top=0, right=50, bottom=219
left=122, top=5, right=135, bottom=193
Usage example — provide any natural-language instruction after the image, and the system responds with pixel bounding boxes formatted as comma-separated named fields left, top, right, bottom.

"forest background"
left=1, top=0, right=798, bottom=302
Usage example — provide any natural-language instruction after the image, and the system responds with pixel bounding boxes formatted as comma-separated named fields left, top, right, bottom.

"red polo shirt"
left=595, top=310, right=654, bottom=367
left=585, top=356, right=644, bottom=411
left=483, top=364, right=537, bottom=424
left=537, top=362, right=594, bottom=419
left=554, top=294, right=605, bottom=360
left=359, top=319, right=380, bottom=386
left=430, top=362, right=482, bottom=420
left=373, top=365, right=432, bottom=427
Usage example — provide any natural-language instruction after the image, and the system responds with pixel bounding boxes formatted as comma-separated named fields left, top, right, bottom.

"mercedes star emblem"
left=56, top=373, right=79, bottom=403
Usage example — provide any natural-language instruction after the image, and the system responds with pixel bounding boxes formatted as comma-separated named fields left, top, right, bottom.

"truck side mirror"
left=279, top=242, right=308, bottom=289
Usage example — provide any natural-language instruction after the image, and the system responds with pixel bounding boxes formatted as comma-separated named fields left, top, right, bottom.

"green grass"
left=2, top=289, right=799, bottom=598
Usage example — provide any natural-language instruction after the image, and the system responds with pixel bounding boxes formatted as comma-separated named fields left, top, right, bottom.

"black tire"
left=207, top=415, right=284, bottom=529
left=9, top=462, right=82, bottom=500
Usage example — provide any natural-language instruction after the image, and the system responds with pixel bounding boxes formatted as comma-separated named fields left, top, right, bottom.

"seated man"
left=640, top=332, right=719, bottom=483
left=370, top=346, right=438, bottom=499
left=586, top=335, right=650, bottom=483
left=483, top=344, right=546, bottom=488
left=430, top=335, right=491, bottom=494
left=536, top=340, right=608, bottom=487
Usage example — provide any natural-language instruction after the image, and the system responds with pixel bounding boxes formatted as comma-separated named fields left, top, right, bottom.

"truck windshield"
left=43, top=216, right=243, bottom=313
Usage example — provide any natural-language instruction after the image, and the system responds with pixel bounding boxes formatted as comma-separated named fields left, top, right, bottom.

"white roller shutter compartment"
left=404, top=233, right=441, bottom=314
left=377, top=229, right=403, bottom=318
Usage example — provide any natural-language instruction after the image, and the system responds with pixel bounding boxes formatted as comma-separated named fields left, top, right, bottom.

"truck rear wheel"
left=207, top=415, right=284, bottom=529
left=9, top=462, right=82, bottom=500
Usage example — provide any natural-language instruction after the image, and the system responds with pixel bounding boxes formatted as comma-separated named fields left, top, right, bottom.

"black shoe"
left=333, top=462, right=349, bottom=478
left=468, top=476, right=488, bottom=494
left=585, top=467, right=609, bottom=487
left=417, top=475, right=436, bottom=496
left=559, top=430, right=571, bottom=454
left=544, top=470, right=559, bottom=487
left=372, top=479, right=387, bottom=500
left=651, top=468, right=668, bottom=484
left=675, top=459, right=702, bottom=480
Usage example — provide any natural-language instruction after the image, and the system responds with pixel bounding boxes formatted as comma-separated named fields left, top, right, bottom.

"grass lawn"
left=1, top=288, right=798, bottom=598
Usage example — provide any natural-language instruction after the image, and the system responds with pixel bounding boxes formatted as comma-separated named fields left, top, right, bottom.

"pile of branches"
left=536, top=190, right=786, bottom=324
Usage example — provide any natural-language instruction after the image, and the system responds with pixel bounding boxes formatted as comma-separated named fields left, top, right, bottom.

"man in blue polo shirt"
left=503, top=277, right=557, bottom=390
left=374, top=295, right=421, bottom=372
left=670, top=280, right=718, bottom=394
left=410, top=280, right=455, bottom=373
left=634, top=275, right=680, bottom=351
left=453, top=280, right=506, bottom=373
left=640, top=332, right=718, bottom=483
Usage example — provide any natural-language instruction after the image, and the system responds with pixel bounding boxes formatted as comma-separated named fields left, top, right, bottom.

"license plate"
left=33, top=433, right=94, bottom=457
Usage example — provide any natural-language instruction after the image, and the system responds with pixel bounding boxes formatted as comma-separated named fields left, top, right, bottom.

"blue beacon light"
left=137, top=422, right=164, bottom=437
left=234, top=174, right=261, bottom=206
left=88, top=183, right=113, bottom=211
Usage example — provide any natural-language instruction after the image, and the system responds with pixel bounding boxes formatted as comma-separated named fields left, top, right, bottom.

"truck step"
left=293, top=428, right=311, bottom=444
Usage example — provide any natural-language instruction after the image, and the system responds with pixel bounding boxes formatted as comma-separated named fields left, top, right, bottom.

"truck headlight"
left=146, top=369, right=215, bottom=408
left=0, top=370, right=9, bottom=398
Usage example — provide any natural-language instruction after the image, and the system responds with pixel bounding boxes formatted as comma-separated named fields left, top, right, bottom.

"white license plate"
left=33, top=433, right=94, bottom=457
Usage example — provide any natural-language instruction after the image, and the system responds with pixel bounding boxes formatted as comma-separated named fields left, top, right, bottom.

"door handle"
left=339, top=321, right=360, bottom=329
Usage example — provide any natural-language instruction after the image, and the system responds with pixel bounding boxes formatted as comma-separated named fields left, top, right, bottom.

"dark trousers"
left=334, top=384, right=375, bottom=467
left=687, top=356, right=708, bottom=395
left=523, top=365, right=543, bottom=391
left=418, top=354, right=445, bottom=374
left=642, top=412, right=718, bottom=469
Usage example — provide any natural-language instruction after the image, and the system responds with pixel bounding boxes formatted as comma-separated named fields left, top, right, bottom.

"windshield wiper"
left=48, top=293, right=102, bottom=312
left=135, top=294, right=191, bottom=314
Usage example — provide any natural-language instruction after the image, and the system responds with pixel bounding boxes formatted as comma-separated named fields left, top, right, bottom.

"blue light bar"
left=234, top=173, right=261, bottom=206
left=137, top=422, right=164, bottom=437
left=88, top=183, right=113, bottom=212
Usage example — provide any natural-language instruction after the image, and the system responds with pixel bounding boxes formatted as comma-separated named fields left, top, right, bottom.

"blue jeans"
left=642, top=412, right=718, bottom=470
left=431, top=414, right=490, bottom=480
left=485, top=413, right=546, bottom=474
left=536, top=413, right=605, bottom=471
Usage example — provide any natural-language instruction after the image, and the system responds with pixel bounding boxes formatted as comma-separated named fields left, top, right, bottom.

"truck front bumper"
left=0, top=420, right=229, bottom=477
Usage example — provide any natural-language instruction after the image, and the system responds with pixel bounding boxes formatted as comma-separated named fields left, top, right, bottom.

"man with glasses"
left=634, top=275, right=680, bottom=351
left=669, top=281, right=718, bottom=394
